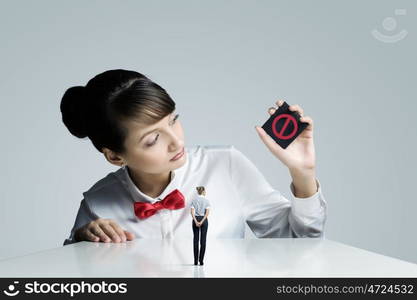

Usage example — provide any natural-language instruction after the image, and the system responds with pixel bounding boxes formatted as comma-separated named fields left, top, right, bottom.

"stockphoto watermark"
left=371, top=8, right=408, bottom=43
left=2, top=280, right=128, bottom=297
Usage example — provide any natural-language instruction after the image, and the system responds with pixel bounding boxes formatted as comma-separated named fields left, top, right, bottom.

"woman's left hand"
left=255, top=100, right=316, bottom=172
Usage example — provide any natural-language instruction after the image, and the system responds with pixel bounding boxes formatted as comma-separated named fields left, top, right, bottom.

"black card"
left=261, top=101, right=308, bottom=149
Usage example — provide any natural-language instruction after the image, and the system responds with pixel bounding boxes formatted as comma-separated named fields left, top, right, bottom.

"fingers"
left=268, top=99, right=285, bottom=115
left=272, top=99, right=285, bottom=112
left=83, top=229, right=100, bottom=242
left=269, top=100, right=304, bottom=116
left=275, top=99, right=284, bottom=107
left=268, top=100, right=306, bottom=125
left=268, top=107, right=276, bottom=115
left=106, top=220, right=135, bottom=242
left=289, top=104, right=304, bottom=117
left=300, top=115, right=314, bottom=130
left=124, top=230, right=135, bottom=241
left=102, top=223, right=122, bottom=243
left=90, top=225, right=111, bottom=243
left=84, top=219, right=135, bottom=243
left=109, top=221, right=127, bottom=242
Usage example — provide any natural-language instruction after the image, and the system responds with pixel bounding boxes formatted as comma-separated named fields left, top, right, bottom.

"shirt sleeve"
left=63, top=199, right=99, bottom=246
left=229, top=146, right=327, bottom=238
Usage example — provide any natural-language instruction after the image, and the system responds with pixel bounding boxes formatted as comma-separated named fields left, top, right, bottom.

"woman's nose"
left=167, top=131, right=183, bottom=151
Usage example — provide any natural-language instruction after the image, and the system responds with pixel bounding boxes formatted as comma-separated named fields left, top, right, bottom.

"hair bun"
left=60, top=85, right=90, bottom=138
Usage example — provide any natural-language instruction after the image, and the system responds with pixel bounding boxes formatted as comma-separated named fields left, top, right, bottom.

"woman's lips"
left=170, top=147, right=185, bottom=161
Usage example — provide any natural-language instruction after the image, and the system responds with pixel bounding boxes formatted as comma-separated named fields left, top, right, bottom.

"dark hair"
left=60, top=69, right=176, bottom=154
left=196, top=186, right=206, bottom=195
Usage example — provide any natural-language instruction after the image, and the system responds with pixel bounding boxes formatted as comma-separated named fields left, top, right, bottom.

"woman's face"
left=121, top=111, right=186, bottom=175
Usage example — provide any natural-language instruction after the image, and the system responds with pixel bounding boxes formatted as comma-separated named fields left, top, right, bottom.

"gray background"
left=1, top=0, right=416, bottom=264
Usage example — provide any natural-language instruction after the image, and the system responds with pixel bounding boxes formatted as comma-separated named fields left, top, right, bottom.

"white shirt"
left=63, top=145, right=327, bottom=245
left=191, top=196, right=211, bottom=216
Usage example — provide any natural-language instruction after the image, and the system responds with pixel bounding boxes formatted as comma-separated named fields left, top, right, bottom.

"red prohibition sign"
left=272, top=114, right=298, bottom=140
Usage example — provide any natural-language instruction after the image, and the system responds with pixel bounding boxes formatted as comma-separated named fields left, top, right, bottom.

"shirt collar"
left=118, top=151, right=189, bottom=204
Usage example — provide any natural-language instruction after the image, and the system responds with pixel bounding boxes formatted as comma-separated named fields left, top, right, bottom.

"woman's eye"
left=170, top=114, right=179, bottom=125
left=145, top=114, right=178, bottom=147
left=146, top=134, right=159, bottom=147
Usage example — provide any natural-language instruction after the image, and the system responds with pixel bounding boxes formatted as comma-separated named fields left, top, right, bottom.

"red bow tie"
left=133, top=189, right=185, bottom=219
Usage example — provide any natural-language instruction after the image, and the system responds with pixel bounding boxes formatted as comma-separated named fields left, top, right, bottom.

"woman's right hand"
left=74, top=218, right=135, bottom=243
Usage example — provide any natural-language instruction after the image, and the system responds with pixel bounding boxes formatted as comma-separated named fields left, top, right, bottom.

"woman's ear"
left=102, top=147, right=125, bottom=167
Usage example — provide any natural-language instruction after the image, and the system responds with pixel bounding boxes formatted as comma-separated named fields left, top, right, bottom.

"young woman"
left=61, top=69, right=327, bottom=245
left=191, top=186, right=210, bottom=265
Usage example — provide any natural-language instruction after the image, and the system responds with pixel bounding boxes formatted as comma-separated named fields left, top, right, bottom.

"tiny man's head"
left=196, top=186, right=206, bottom=196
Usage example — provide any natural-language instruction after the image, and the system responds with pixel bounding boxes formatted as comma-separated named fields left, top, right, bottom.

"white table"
left=0, top=238, right=416, bottom=277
